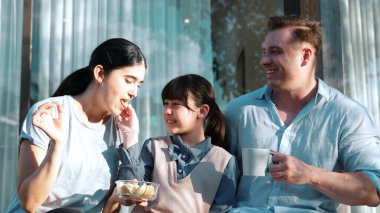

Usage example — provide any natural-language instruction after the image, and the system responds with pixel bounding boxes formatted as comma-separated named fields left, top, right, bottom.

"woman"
left=7, top=38, right=146, bottom=213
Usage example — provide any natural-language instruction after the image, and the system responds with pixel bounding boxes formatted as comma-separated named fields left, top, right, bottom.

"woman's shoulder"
left=29, top=95, right=72, bottom=112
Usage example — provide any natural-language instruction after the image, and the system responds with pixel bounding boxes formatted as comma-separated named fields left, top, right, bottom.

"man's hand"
left=267, top=151, right=312, bottom=185
left=267, top=151, right=380, bottom=206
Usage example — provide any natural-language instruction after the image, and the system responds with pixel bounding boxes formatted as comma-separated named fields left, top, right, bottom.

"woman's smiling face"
left=99, top=63, right=146, bottom=116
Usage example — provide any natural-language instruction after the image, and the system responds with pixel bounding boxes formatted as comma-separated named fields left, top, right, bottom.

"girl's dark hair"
left=161, top=74, right=226, bottom=148
left=52, top=38, right=146, bottom=97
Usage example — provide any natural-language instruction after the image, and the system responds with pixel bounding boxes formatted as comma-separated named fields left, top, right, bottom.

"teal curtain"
left=341, top=0, right=380, bottom=131
left=0, top=0, right=23, bottom=212
left=330, top=0, right=380, bottom=212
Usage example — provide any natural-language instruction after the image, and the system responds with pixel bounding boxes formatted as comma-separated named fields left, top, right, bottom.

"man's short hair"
left=267, top=15, right=322, bottom=52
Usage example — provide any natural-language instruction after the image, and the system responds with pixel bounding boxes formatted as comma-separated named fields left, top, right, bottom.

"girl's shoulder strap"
left=149, top=136, right=172, bottom=148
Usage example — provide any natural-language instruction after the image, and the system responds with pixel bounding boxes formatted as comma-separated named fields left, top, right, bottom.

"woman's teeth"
left=120, top=99, right=130, bottom=108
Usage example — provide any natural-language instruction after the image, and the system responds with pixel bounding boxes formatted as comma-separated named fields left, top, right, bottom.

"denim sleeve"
left=140, top=139, right=154, bottom=182
left=209, top=156, right=239, bottom=213
left=118, top=138, right=154, bottom=181
left=118, top=142, right=143, bottom=180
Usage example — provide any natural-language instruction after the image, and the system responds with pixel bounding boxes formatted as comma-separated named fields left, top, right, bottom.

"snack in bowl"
left=132, top=183, right=146, bottom=196
left=116, top=180, right=159, bottom=201
left=119, top=183, right=135, bottom=195
left=142, top=184, right=155, bottom=197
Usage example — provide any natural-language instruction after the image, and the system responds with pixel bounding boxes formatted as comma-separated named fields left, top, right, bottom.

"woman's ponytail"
left=51, top=66, right=92, bottom=97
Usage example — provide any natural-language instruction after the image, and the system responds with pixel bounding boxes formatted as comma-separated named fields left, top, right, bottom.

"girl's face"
left=162, top=96, right=201, bottom=135
left=99, top=64, right=146, bottom=116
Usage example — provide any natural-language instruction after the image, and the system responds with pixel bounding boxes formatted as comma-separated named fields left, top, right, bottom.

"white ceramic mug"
left=242, top=148, right=272, bottom=176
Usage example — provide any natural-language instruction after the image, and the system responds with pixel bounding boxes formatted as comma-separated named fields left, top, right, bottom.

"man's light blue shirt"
left=225, top=79, right=380, bottom=212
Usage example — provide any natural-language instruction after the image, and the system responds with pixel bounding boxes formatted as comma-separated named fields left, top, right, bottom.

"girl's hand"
left=118, top=104, right=139, bottom=148
left=103, top=187, right=148, bottom=213
left=32, top=102, right=65, bottom=144
left=111, top=187, right=148, bottom=207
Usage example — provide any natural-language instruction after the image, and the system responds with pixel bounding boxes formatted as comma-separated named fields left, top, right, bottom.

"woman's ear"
left=93, top=65, right=105, bottom=84
left=197, top=104, right=210, bottom=119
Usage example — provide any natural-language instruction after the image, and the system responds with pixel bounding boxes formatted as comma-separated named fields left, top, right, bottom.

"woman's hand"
left=118, top=104, right=139, bottom=133
left=32, top=102, right=65, bottom=144
left=118, top=104, right=139, bottom=148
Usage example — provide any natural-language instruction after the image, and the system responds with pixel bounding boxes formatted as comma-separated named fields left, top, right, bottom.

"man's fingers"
left=268, top=163, right=283, bottom=173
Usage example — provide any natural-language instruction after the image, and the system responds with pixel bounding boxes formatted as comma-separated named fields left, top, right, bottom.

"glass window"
left=211, top=0, right=284, bottom=108
left=0, top=0, right=23, bottom=211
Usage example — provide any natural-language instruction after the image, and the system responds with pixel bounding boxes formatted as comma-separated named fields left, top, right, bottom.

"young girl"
left=7, top=38, right=146, bottom=213
left=120, top=74, right=238, bottom=213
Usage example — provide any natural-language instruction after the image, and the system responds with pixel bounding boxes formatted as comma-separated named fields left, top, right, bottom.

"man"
left=225, top=15, right=380, bottom=212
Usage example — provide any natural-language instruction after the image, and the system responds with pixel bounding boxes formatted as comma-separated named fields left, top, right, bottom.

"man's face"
left=260, top=27, right=307, bottom=91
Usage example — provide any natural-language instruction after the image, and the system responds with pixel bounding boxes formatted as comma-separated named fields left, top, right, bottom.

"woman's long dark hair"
left=161, top=74, right=226, bottom=148
left=52, top=38, right=146, bottom=97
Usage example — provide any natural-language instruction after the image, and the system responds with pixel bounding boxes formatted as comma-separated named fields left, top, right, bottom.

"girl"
left=121, top=74, right=238, bottom=213
left=7, top=38, right=146, bottom=213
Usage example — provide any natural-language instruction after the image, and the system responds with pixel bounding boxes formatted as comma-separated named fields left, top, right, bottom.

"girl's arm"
left=209, top=156, right=239, bottom=213
left=118, top=139, right=154, bottom=181
left=105, top=139, right=153, bottom=212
